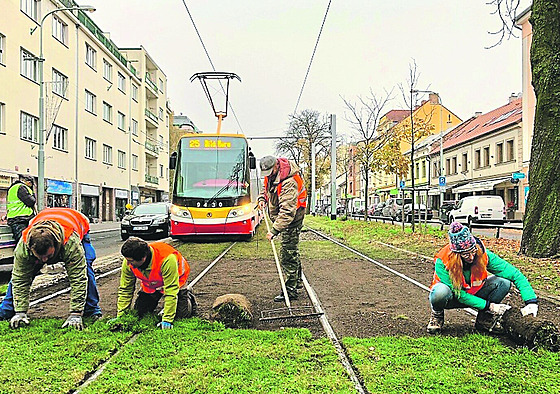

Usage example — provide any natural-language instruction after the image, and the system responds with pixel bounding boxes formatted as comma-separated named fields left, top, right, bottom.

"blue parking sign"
left=399, top=180, right=405, bottom=189
left=438, top=176, right=446, bottom=187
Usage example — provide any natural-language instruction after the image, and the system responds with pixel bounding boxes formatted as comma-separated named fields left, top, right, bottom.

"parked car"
left=439, top=200, right=458, bottom=224
left=448, top=195, right=506, bottom=225
left=395, top=203, right=433, bottom=222
left=120, top=202, right=171, bottom=240
left=372, top=201, right=386, bottom=217
left=382, top=197, right=413, bottom=219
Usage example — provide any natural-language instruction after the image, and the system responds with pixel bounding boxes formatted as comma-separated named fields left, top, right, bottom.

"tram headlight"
left=227, top=204, right=252, bottom=219
left=171, top=204, right=192, bottom=219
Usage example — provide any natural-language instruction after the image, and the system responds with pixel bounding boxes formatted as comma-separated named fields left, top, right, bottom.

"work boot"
left=274, top=291, right=298, bottom=303
left=426, top=309, right=444, bottom=334
left=475, top=311, right=505, bottom=334
left=296, top=280, right=304, bottom=290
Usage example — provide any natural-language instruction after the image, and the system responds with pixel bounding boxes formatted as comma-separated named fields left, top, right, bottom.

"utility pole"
left=330, top=114, right=337, bottom=220
left=410, top=90, right=416, bottom=232
left=311, top=141, right=316, bottom=215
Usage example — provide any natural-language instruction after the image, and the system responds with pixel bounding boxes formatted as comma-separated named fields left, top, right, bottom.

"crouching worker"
left=0, top=208, right=102, bottom=329
left=427, top=221, right=538, bottom=334
left=114, top=237, right=195, bottom=329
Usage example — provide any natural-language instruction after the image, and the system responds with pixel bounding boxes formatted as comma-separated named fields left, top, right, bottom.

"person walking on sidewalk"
left=0, top=208, right=102, bottom=328
left=112, top=237, right=195, bottom=329
left=258, top=156, right=307, bottom=303
left=6, top=175, right=36, bottom=243
left=427, top=221, right=538, bottom=334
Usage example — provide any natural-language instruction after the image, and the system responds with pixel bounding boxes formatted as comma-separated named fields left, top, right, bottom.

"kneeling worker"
left=116, top=237, right=195, bottom=329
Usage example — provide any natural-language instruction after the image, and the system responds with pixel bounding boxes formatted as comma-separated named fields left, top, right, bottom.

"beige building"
left=0, top=0, right=169, bottom=221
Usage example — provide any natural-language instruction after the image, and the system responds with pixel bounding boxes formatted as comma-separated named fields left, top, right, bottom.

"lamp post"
left=31, top=5, right=95, bottom=211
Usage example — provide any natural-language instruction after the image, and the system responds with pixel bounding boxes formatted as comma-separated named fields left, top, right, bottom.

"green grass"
left=175, top=240, right=234, bottom=262
left=82, top=318, right=354, bottom=394
left=344, top=334, right=560, bottom=394
left=0, top=284, right=7, bottom=296
left=0, top=319, right=133, bottom=394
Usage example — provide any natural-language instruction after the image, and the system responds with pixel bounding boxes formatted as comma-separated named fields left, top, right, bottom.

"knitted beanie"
left=448, top=221, right=476, bottom=253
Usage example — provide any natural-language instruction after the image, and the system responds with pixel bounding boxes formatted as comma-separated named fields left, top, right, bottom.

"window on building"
left=85, top=43, right=96, bottom=69
left=52, top=16, right=68, bottom=45
left=452, top=157, right=457, bottom=174
left=158, top=135, right=164, bottom=148
left=52, top=69, right=68, bottom=97
left=414, top=163, right=419, bottom=179
left=159, top=164, right=164, bottom=178
left=117, top=111, right=125, bottom=130
left=132, top=154, right=138, bottom=171
left=158, top=107, right=163, bottom=120
left=85, top=137, right=96, bottom=160
left=103, top=144, right=113, bottom=165
left=85, top=90, right=96, bottom=114
left=0, top=102, right=5, bottom=134
left=421, top=160, right=426, bottom=178
left=103, top=59, right=112, bottom=82
left=118, top=73, right=126, bottom=92
left=52, top=125, right=67, bottom=151
left=20, top=111, right=38, bottom=142
left=496, top=142, right=504, bottom=164
left=131, top=84, right=138, bottom=102
left=20, top=48, right=37, bottom=81
left=433, top=162, right=438, bottom=178
left=0, top=33, right=6, bottom=65
left=506, top=139, right=515, bottom=161
left=118, top=150, right=126, bottom=169
left=475, top=149, right=481, bottom=169
left=21, top=0, right=39, bottom=21
left=103, top=102, right=112, bottom=123
left=462, top=153, right=468, bottom=172
left=445, top=158, right=451, bottom=175
left=159, top=78, right=164, bottom=92
left=131, top=119, right=138, bottom=136
left=483, top=146, right=490, bottom=167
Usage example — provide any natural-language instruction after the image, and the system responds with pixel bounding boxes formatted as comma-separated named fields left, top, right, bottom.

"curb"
left=90, top=228, right=120, bottom=234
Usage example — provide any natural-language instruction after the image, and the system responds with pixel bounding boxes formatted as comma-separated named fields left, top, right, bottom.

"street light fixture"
left=31, top=5, right=96, bottom=211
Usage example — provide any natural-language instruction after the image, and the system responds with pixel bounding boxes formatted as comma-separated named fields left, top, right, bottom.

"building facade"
left=0, top=0, right=169, bottom=221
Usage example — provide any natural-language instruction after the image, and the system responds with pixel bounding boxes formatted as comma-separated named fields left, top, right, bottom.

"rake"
left=259, top=213, right=323, bottom=322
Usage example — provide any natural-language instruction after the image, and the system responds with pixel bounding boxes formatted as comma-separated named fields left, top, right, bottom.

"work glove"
left=62, top=313, right=84, bottom=330
left=157, top=321, right=173, bottom=329
left=9, top=312, right=30, bottom=329
left=520, top=303, right=538, bottom=317
left=489, top=303, right=511, bottom=315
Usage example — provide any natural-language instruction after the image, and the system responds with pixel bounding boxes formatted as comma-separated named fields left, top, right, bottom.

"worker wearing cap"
left=427, top=221, right=538, bottom=334
left=6, top=175, right=36, bottom=243
left=258, top=156, right=307, bottom=302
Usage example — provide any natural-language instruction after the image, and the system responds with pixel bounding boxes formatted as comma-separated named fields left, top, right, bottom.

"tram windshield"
left=174, top=136, right=249, bottom=200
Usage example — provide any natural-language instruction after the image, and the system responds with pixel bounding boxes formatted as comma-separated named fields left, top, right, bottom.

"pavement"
left=90, top=221, right=121, bottom=234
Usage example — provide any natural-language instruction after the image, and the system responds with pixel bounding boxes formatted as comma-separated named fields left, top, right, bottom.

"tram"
left=168, top=133, right=262, bottom=237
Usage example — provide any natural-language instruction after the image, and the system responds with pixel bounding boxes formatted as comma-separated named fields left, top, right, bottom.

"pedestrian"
left=0, top=208, right=102, bottom=328
left=427, top=221, right=538, bottom=334
left=112, top=237, right=195, bottom=329
left=258, top=155, right=307, bottom=302
left=6, top=175, right=36, bottom=243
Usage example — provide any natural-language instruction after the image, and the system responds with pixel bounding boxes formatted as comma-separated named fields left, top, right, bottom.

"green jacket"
left=11, top=222, right=87, bottom=313
left=434, top=249, right=537, bottom=310
left=117, top=253, right=181, bottom=323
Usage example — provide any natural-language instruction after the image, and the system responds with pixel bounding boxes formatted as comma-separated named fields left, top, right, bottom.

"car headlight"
left=170, top=204, right=192, bottom=219
left=154, top=217, right=166, bottom=225
left=121, top=218, right=130, bottom=225
left=227, top=204, right=252, bottom=219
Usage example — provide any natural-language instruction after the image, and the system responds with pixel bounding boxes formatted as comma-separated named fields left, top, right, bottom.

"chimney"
left=429, top=93, right=440, bottom=104
left=474, top=112, right=482, bottom=117
left=509, top=93, right=518, bottom=103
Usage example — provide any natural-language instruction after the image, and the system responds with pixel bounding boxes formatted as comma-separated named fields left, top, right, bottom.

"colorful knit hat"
left=448, top=221, right=476, bottom=253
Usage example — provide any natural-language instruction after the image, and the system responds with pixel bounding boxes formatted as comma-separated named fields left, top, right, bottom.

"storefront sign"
left=47, top=179, right=73, bottom=195
left=0, top=175, right=11, bottom=188
left=81, top=184, right=99, bottom=196
left=115, top=189, right=128, bottom=199
left=132, top=191, right=139, bottom=200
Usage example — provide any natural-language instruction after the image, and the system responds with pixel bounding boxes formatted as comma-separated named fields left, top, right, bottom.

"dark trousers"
left=134, top=288, right=195, bottom=318
left=279, top=222, right=303, bottom=296
left=7, top=219, right=30, bottom=244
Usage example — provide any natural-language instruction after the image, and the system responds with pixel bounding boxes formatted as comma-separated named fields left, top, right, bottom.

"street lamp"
left=31, top=5, right=96, bottom=211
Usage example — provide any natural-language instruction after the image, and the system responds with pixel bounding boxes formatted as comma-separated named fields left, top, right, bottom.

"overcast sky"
left=88, top=0, right=531, bottom=157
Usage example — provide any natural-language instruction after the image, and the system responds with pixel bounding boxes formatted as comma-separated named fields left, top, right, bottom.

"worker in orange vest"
left=113, top=237, right=195, bottom=329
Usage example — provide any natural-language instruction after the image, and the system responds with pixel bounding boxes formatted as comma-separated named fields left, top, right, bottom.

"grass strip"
left=344, top=334, right=560, bottom=393
left=82, top=318, right=355, bottom=394
left=0, top=319, right=133, bottom=394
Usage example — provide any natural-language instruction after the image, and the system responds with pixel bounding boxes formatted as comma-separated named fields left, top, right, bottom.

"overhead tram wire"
left=180, top=0, right=244, bottom=134
left=293, top=0, right=332, bottom=115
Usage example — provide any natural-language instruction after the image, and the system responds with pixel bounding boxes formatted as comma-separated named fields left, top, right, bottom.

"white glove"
left=62, top=313, right=84, bottom=330
left=489, top=303, right=511, bottom=315
left=9, top=312, right=30, bottom=329
left=520, top=303, right=538, bottom=317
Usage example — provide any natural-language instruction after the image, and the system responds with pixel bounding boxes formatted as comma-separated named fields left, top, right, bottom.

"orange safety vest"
left=22, top=208, right=90, bottom=244
left=129, top=242, right=190, bottom=293
left=430, top=244, right=489, bottom=294
left=264, top=173, right=307, bottom=209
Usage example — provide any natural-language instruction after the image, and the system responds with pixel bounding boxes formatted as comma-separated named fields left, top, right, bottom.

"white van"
left=448, top=196, right=506, bottom=225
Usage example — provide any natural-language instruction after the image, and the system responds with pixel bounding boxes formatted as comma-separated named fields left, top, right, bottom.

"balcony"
left=145, top=140, right=159, bottom=157
left=145, top=108, right=158, bottom=126
left=145, top=73, right=159, bottom=95
left=145, top=174, right=159, bottom=185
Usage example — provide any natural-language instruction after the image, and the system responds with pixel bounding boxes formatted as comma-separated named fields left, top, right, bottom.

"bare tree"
left=341, top=89, right=393, bottom=220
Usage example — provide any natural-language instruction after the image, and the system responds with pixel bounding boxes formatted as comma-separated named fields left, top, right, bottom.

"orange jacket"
left=22, top=208, right=89, bottom=244
left=430, top=244, right=489, bottom=294
left=129, top=242, right=190, bottom=293
left=264, top=172, right=307, bottom=210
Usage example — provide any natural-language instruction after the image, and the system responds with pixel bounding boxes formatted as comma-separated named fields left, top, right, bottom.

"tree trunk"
left=521, top=0, right=560, bottom=257
left=501, top=307, right=560, bottom=352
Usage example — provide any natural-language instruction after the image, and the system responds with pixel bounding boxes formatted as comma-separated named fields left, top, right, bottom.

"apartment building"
left=0, top=0, right=169, bottom=221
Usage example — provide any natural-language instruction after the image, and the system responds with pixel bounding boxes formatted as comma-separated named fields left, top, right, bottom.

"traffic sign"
left=399, top=180, right=405, bottom=189
left=512, top=172, right=526, bottom=180
left=438, top=176, right=446, bottom=187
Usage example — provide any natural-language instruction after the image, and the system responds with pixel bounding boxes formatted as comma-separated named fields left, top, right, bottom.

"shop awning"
left=452, top=177, right=510, bottom=194
left=428, top=188, right=441, bottom=196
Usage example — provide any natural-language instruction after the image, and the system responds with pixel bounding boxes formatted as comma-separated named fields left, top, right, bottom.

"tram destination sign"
left=189, top=138, right=232, bottom=149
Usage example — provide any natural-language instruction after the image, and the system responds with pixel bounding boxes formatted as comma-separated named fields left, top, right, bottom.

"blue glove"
left=157, top=321, right=173, bottom=329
